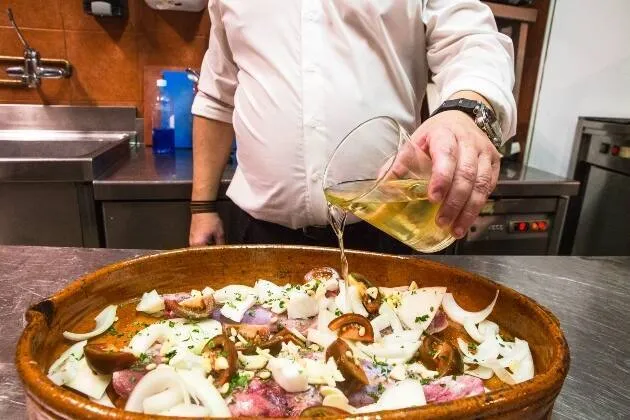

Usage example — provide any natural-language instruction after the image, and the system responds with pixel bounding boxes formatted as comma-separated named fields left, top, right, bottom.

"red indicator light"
left=518, top=222, right=528, bottom=232
left=531, top=222, right=539, bottom=231
left=538, top=221, right=548, bottom=231
left=611, top=145, right=620, bottom=156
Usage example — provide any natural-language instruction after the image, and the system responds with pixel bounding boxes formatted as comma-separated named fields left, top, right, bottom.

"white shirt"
left=192, top=0, right=516, bottom=229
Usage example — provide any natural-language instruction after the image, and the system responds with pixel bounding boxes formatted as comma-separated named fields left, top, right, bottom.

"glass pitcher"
left=323, top=116, right=455, bottom=253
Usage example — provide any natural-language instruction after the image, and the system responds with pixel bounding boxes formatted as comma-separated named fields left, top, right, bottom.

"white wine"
left=325, top=179, right=455, bottom=253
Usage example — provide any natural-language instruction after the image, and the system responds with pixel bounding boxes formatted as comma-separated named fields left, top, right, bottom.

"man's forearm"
left=191, top=115, right=235, bottom=202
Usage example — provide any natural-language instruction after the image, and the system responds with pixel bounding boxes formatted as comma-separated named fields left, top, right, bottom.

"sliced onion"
left=136, top=290, right=165, bottom=314
left=255, top=279, right=285, bottom=303
left=143, top=388, right=184, bottom=414
left=48, top=340, right=87, bottom=376
left=485, top=360, right=517, bottom=385
left=478, top=320, right=500, bottom=337
left=334, top=281, right=352, bottom=314
left=160, top=404, right=210, bottom=417
left=382, top=330, right=422, bottom=344
left=511, top=347, right=535, bottom=383
left=62, top=305, right=117, bottom=341
left=125, top=365, right=190, bottom=413
left=458, top=336, right=500, bottom=364
left=348, top=285, right=369, bottom=317
left=371, top=314, right=390, bottom=332
left=379, top=301, right=403, bottom=333
left=396, top=287, right=446, bottom=332
left=267, top=357, right=309, bottom=393
left=177, top=369, right=231, bottom=417
left=65, top=357, right=111, bottom=400
left=308, top=328, right=338, bottom=349
left=499, top=338, right=528, bottom=368
left=376, top=379, right=426, bottom=410
left=442, top=291, right=499, bottom=325
left=317, top=308, right=335, bottom=332
left=213, top=285, right=256, bottom=304
left=220, top=293, right=257, bottom=322
left=128, top=322, right=170, bottom=356
left=356, top=340, right=420, bottom=363
left=91, top=393, right=115, bottom=408
left=287, top=290, right=319, bottom=320
left=465, top=365, right=494, bottom=380
left=463, top=319, right=485, bottom=343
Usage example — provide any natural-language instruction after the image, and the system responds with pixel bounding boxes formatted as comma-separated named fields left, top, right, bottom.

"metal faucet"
left=185, top=68, right=200, bottom=85
left=1, top=8, right=72, bottom=88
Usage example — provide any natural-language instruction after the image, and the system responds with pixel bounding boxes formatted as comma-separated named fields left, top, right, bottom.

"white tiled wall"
left=528, top=0, right=630, bottom=176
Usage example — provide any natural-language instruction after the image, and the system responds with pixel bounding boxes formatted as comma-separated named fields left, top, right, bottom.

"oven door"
left=571, top=166, right=630, bottom=255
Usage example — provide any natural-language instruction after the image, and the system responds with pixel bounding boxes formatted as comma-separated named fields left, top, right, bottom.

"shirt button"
left=311, top=172, right=321, bottom=182
left=305, top=11, right=317, bottom=21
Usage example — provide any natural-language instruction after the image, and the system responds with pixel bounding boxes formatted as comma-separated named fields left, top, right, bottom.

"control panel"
left=599, top=142, right=630, bottom=159
left=509, top=220, right=550, bottom=233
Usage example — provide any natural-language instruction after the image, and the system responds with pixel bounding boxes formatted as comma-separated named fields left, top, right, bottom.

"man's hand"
left=412, top=109, right=501, bottom=239
left=189, top=213, right=226, bottom=246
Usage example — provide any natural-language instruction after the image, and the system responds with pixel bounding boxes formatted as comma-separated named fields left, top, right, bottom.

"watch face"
left=474, top=105, right=503, bottom=147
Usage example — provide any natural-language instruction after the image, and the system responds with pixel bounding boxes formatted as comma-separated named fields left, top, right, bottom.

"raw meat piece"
left=423, top=375, right=485, bottom=403
left=111, top=369, right=146, bottom=399
left=426, top=309, right=449, bottom=335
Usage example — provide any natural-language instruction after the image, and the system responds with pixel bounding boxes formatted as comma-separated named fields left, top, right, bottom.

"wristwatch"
left=430, top=98, right=503, bottom=150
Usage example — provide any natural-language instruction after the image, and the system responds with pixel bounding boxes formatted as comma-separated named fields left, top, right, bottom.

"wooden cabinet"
left=482, top=0, right=552, bottom=160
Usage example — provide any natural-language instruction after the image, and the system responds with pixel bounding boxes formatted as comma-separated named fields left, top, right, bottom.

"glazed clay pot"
left=16, top=246, right=570, bottom=419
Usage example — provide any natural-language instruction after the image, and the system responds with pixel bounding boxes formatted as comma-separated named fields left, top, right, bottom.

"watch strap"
left=430, top=98, right=503, bottom=149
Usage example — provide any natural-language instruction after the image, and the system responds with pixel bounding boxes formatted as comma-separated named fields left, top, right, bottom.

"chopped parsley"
left=468, top=342, right=478, bottom=353
left=138, top=353, right=151, bottom=364
left=451, top=375, right=457, bottom=380
left=218, top=350, right=228, bottom=357
left=168, top=321, right=175, bottom=328
left=420, top=377, right=431, bottom=385
left=106, top=325, right=118, bottom=336
left=497, top=354, right=504, bottom=360
left=247, top=310, right=256, bottom=317
left=430, top=306, right=434, bottom=312
left=188, top=345, right=194, bottom=349
left=164, top=349, right=177, bottom=361
left=415, top=314, right=429, bottom=323
left=335, top=309, right=342, bottom=316
left=278, top=301, right=286, bottom=309
left=192, top=328, right=200, bottom=333
left=235, top=293, right=243, bottom=302
left=367, top=383, right=386, bottom=400
left=228, top=372, right=251, bottom=394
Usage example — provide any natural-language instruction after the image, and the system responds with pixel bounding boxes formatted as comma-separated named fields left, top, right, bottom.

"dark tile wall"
left=0, top=0, right=209, bottom=112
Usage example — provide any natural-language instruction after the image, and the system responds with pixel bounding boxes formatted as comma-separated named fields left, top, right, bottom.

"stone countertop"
left=2, top=246, right=626, bottom=419
left=93, top=146, right=579, bottom=201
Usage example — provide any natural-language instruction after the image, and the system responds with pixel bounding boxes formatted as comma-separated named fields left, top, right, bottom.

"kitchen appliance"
left=561, top=117, right=630, bottom=256
left=457, top=197, right=564, bottom=255
left=144, top=0, right=206, bottom=12
left=452, top=162, right=579, bottom=256
left=83, top=0, right=126, bottom=17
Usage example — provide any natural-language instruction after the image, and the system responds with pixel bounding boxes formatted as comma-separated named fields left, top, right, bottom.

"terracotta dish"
left=16, top=246, right=570, bottom=419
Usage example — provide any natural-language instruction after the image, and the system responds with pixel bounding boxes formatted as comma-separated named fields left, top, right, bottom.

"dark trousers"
left=232, top=206, right=414, bottom=255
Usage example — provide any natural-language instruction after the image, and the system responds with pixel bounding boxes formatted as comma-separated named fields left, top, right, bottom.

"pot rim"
left=16, top=245, right=571, bottom=419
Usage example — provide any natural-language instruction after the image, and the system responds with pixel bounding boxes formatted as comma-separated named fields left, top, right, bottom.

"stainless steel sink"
left=0, top=130, right=132, bottom=181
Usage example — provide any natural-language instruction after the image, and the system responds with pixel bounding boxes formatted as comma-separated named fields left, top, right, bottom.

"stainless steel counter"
left=93, top=146, right=579, bottom=201
left=1, top=246, right=628, bottom=419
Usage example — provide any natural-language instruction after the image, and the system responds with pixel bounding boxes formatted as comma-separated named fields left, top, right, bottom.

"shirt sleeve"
left=423, top=0, right=517, bottom=140
left=191, top=0, right=238, bottom=124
